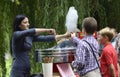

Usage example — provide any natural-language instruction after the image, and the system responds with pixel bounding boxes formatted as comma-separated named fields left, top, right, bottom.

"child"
left=98, top=27, right=119, bottom=77
left=71, top=17, right=101, bottom=77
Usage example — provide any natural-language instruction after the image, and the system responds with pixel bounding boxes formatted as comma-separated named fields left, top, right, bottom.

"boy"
left=98, top=27, right=119, bottom=77
left=71, top=17, right=101, bottom=77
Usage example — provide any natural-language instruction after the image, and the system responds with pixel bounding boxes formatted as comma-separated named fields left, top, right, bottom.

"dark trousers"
left=10, top=69, right=30, bottom=77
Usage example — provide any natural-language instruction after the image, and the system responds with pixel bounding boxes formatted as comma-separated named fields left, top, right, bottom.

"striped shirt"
left=72, top=35, right=100, bottom=76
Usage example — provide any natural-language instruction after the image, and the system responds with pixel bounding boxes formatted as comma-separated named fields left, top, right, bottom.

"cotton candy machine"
left=35, top=47, right=76, bottom=63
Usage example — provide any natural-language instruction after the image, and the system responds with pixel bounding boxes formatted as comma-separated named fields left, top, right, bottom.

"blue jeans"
left=10, top=69, right=30, bottom=77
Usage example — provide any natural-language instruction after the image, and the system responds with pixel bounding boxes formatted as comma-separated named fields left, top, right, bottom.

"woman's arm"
left=14, top=28, right=56, bottom=40
left=35, top=28, right=56, bottom=35
left=33, top=35, right=55, bottom=42
left=14, top=29, right=35, bottom=40
left=33, top=31, right=70, bottom=42
left=55, top=32, right=71, bottom=41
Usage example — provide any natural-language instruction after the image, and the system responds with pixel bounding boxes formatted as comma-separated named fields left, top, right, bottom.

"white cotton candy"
left=65, top=6, right=78, bottom=32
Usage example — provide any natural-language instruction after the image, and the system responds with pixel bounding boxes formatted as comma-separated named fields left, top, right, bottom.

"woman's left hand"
left=64, top=32, right=71, bottom=38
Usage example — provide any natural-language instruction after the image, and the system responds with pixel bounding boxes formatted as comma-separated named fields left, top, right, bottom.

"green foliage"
left=100, top=0, right=120, bottom=32
left=0, top=0, right=13, bottom=77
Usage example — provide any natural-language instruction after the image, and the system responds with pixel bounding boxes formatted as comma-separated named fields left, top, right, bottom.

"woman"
left=10, top=14, right=70, bottom=77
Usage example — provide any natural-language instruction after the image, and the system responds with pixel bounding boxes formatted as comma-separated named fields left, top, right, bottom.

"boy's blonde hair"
left=111, top=28, right=117, bottom=36
left=99, top=27, right=114, bottom=41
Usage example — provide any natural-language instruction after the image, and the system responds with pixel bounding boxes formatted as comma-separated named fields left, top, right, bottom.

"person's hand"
left=64, top=32, right=71, bottom=38
left=71, top=32, right=76, bottom=38
left=48, top=29, right=56, bottom=35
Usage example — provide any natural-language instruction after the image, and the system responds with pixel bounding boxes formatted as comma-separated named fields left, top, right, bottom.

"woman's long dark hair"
left=10, top=15, right=27, bottom=56
left=13, top=14, right=27, bottom=31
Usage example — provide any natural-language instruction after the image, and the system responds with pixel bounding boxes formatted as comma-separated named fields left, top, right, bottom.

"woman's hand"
left=35, top=28, right=56, bottom=35
left=55, top=32, right=71, bottom=41
left=48, top=29, right=56, bottom=35
left=64, top=32, right=71, bottom=38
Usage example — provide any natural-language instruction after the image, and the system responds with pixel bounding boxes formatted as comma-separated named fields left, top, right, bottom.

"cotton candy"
left=65, top=6, right=78, bottom=32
